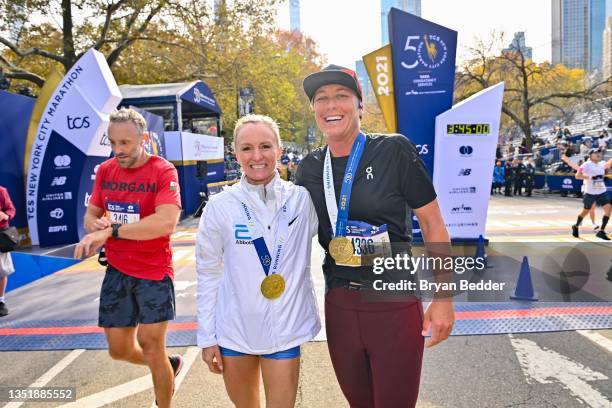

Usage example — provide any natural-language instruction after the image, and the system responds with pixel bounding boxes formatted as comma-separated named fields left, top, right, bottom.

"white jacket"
left=196, top=173, right=321, bottom=353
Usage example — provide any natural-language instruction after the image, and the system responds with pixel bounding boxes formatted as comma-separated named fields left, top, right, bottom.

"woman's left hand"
left=422, top=301, right=455, bottom=348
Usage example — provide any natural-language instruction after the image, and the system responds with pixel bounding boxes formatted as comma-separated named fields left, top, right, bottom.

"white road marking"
left=58, top=374, right=152, bottom=408
left=577, top=330, right=612, bottom=354
left=172, top=249, right=191, bottom=262
left=3, top=349, right=85, bottom=408
left=57, top=347, right=201, bottom=408
left=509, top=335, right=610, bottom=408
left=174, top=280, right=196, bottom=292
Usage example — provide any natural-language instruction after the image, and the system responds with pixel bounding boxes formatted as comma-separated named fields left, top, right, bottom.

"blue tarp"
left=120, top=81, right=222, bottom=115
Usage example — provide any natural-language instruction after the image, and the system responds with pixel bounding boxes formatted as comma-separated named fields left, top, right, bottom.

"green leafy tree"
left=0, top=0, right=174, bottom=88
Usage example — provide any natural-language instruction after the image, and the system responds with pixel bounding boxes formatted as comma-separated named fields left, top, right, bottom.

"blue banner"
left=546, top=174, right=583, bottom=193
left=130, top=105, right=166, bottom=158
left=0, top=91, right=35, bottom=236
left=36, top=131, right=85, bottom=245
left=180, top=82, right=222, bottom=114
left=388, top=8, right=457, bottom=174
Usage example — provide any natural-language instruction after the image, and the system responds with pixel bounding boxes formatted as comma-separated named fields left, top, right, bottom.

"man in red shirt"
left=0, top=185, right=16, bottom=317
left=74, top=108, right=182, bottom=408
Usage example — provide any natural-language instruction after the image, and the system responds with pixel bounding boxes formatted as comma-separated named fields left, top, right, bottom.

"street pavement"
left=1, top=193, right=611, bottom=407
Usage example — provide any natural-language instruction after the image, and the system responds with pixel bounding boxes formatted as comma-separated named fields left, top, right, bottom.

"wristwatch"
left=111, top=223, right=121, bottom=239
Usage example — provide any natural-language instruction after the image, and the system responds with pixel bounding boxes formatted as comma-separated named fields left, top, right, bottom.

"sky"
left=276, top=0, right=553, bottom=68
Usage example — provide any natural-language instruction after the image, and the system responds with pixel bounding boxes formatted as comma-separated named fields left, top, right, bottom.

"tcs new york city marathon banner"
left=387, top=8, right=457, bottom=173
left=364, top=8, right=504, bottom=239
left=364, top=8, right=457, bottom=237
left=26, top=49, right=122, bottom=246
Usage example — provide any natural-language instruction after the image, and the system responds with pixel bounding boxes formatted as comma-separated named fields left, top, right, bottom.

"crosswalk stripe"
left=3, top=349, right=85, bottom=408
left=58, top=374, right=152, bottom=408
left=577, top=330, right=612, bottom=354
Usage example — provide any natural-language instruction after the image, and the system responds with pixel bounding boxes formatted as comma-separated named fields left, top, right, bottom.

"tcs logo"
left=67, top=115, right=90, bottom=130
left=415, top=144, right=429, bottom=155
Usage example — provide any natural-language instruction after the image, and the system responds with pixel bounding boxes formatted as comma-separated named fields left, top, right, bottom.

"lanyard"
left=239, top=201, right=289, bottom=276
left=323, top=133, right=366, bottom=238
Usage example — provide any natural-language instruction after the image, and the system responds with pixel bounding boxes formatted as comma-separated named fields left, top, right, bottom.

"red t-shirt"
left=0, top=186, right=16, bottom=230
left=90, top=156, right=181, bottom=280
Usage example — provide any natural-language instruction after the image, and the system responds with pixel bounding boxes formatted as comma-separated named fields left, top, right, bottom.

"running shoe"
left=155, top=355, right=183, bottom=406
left=595, top=230, right=610, bottom=240
left=169, top=354, right=183, bottom=378
left=0, top=302, right=7, bottom=317
left=571, top=225, right=579, bottom=238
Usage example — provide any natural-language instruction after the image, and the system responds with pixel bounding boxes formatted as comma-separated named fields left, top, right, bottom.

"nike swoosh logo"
left=288, top=216, right=299, bottom=226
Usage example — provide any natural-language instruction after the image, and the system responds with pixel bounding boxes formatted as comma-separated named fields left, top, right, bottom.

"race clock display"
left=446, top=124, right=490, bottom=135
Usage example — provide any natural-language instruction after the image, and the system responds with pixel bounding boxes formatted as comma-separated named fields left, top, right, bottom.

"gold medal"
left=261, top=274, right=285, bottom=300
left=329, top=236, right=354, bottom=263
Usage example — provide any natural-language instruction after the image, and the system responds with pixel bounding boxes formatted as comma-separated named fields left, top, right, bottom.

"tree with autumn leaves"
left=0, top=0, right=324, bottom=144
left=455, top=33, right=611, bottom=149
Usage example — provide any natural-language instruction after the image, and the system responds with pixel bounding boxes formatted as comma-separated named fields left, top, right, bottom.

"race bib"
left=106, top=201, right=140, bottom=225
left=592, top=175, right=605, bottom=189
left=333, top=221, right=392, bottom=267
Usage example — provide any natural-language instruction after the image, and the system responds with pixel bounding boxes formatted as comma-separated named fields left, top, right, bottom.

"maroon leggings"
left=325, top=288, right=424, bottom=408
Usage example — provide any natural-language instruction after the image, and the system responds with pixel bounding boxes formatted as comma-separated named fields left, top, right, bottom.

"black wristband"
left=111, top=223, right=121, bottom=239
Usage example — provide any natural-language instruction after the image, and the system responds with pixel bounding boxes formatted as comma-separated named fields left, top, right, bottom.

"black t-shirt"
left=295, top=133, right=437, bottom=288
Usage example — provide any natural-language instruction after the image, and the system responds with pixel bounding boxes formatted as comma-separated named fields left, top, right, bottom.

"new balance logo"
left=51, top=177, right=67, bottom=186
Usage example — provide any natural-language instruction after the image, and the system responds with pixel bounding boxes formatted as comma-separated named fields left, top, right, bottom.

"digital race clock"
left=446, top=124, right=490, bottom=135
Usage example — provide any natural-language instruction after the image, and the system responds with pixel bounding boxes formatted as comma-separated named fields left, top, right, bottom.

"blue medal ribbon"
left=240, top=202, right=288, bottom=276
left=334, top=133, right=366, bottom=238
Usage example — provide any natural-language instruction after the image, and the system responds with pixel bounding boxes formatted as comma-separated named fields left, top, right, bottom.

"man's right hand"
left=74, top=228, right=111, bottom=259
left=202, top=345, right=224, bottom=374
left=91, top=216, right=111, bottom=231
left=0, top=211, right=8, bottom=221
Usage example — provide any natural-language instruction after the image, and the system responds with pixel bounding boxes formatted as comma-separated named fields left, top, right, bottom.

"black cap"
left=303, top=64, right=363, bottom=102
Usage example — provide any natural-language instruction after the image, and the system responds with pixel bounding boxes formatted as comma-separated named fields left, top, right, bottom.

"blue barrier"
left=546, top=174, right=583, bottom=193
left=6, top=252, right=80, bottom=292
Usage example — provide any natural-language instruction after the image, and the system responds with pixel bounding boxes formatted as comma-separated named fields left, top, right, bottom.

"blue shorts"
left=219, top=345, right=300, bottom=360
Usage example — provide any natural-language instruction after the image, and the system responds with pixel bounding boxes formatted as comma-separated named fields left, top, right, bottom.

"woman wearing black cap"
left=296, top=65, right=454, bottom=408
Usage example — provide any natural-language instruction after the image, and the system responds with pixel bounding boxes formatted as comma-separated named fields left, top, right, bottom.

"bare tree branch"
left=61, top=0, right=76, bottom=67
left=541, top=100, right=567, bottom=117
left=0, top=35, right=66, bottom=64
left=92, top=0, right=132, bottom=50
left=0, top=52, right=46, bottom=88
left=106, top=1, right=168, bottom=66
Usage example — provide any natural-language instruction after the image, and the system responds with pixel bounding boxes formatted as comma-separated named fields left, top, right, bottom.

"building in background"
left=355, top=60, right=375, bottom=103
left=552, top=0, right=607, bottom=71
left=290, top=0, right=301, bottom=32
left=214, top=0, right=225, bottom=24
left=371, top=1, right=421, bottom=106
left=604, top=17, right=612, bottom=79
left=381, top=0, right=421, bottom=45
left=502, top=32, right=533, bottom=60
